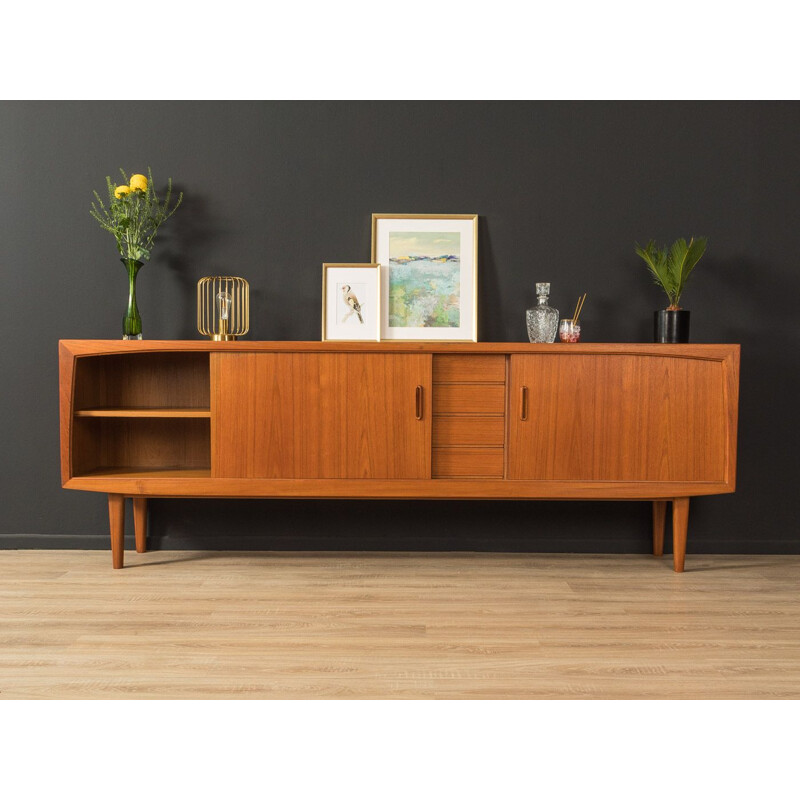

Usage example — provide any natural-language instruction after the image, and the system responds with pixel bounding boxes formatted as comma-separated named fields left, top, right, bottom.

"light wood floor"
left=1, top=551, right=798, bottom=699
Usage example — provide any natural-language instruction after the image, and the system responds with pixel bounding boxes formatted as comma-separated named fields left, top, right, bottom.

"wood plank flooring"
left=1, top=551, right=798, bottom=699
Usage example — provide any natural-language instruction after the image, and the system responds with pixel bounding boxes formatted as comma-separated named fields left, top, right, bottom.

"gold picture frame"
left=371, top=213, right=478, bottom=342
left=321, top=263, right=381, bottom=342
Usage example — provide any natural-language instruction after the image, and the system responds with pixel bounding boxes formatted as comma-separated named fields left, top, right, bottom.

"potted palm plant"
left=635, top=237, right=708, bottom=343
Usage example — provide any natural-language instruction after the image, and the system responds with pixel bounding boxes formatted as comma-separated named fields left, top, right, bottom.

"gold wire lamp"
left=197, top=276, right=249, bottom=341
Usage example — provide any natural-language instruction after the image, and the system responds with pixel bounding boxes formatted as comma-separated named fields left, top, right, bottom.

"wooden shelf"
left=75, top=408, right=211, bottom=418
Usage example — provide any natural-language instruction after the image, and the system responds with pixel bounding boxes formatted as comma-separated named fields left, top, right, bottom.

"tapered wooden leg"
left=108, top=493, right=125, bottom=569
left=652, top=500, right=667, bottom=557
left=133, top=497, right=147, bottom=553
left=672, top=497, right=690, bottom=573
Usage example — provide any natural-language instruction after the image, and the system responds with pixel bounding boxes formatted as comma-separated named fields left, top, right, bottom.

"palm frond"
left=636, top=237, right=708, bottom=308
left=635, top=240, right=676, bottom=305
left=673, top=236, right=707, bottom=304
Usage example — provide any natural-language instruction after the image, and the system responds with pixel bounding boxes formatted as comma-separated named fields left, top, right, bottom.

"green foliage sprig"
left=90, top=168, right=183, bottom=263
left=635, top=237, right=708, bottom=310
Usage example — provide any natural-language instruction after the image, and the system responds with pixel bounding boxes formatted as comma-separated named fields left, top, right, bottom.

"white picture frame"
left=321, top=263, right=381, bottom=342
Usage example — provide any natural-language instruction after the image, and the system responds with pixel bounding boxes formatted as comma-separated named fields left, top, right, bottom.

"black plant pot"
left=654, top=310, right=690, bottom=343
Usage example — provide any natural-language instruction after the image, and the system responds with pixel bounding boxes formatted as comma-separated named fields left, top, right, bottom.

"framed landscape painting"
left=371, top=214, right=478, bottom=341
left=321, top=263, right=380, bottom=342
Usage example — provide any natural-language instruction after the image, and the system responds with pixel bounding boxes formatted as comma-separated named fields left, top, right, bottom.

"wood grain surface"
left=61, top=341, right=738, bottom=498
left=73, top=351, right=210, bottom=411
left=508, top=353, right=730, bottom=482
left=59, top=340, right=741, bottom=358
left=107, top=495, right=124, bottom=570
left=133, top=498, right=147, bottom=554
left=673, top=497, right=690, bottom=573
left=433, top=384, right=505, bottom=415
left=212, top=352, right=432, bottom=479
left=432, top=448, right=505, bottom=478
left=431, top=354, right=508, bottom=479
left=73, top=418, right=211, bottom=475
left=1, top=551, right=797, bottom=699
left=432, top=354, right=506, bottom=383
left=74, top=408, right=211, bottom=418
left=432, top=416, right=505, bottom=447
left=62, top=476, right=734, bottom=499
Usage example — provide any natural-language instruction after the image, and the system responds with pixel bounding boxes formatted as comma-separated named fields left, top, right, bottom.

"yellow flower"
left=129, top=174, right=148, bottom=192
left=114, top=185, right=131, bottom=198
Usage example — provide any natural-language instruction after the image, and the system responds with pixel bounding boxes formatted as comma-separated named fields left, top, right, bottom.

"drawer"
left=432, top=416, right=505, bottom=447
left=433, top=355, right=505, bottom=383
left=433, top=384, right=505, bottom=415
left=433, top=448, right=505, bottom=478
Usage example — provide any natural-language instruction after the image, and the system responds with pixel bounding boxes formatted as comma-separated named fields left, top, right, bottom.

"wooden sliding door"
left=212, top=353, right=431, bottom=479
left=508, top=353, right=728, bottom=483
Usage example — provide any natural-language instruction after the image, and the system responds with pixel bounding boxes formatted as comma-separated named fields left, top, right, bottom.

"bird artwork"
left=341, top=284, right=364, bottom=324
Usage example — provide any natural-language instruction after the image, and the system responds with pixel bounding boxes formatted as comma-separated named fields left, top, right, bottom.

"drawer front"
left=433, top=355, right=505, bottom=383
left=433, top=384, right=506, bottom=415
left=432, top=354, right=507, bottom=478
left=432, top=416, right=505, bottom=447
left=433, top=448, right=505, bottom=478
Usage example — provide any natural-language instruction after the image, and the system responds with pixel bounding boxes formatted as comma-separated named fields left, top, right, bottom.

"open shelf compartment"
left=73, top=351, right=210, bottom=413
left=71, top=417, right=211, bottom=477
left=71, top=352, right=211, bottom=477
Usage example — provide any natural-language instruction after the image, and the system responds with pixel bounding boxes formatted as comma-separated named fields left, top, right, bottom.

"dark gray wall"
left=1, top=101, right=798, bottom=554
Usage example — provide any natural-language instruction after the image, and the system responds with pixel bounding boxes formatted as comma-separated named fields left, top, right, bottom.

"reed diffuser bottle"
left=526, top=282, right=559, bottom=343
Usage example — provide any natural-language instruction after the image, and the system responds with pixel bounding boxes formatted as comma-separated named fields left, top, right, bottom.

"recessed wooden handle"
left=415, top=385, right=423, bottom=420
left=520, top=386, right=528, bottom=421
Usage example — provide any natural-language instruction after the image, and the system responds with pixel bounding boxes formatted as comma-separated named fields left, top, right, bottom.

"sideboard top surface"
left=59, top=340, right=740, bottom=360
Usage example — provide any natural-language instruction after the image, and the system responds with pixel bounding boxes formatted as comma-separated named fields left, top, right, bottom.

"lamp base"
left=211, top=334, right=238, bottom=342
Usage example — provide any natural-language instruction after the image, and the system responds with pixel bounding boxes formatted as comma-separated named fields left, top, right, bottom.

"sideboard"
left=59, top=340, right=740, bottom=571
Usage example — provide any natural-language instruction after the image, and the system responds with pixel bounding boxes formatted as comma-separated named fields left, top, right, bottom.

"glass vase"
left=526, top=283, right=559, bottom=343
left=121, top=258, right=143, bottom=340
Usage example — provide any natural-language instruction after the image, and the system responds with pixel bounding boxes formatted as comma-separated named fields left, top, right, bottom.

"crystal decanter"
left=526, top=282, right=559, bottom=343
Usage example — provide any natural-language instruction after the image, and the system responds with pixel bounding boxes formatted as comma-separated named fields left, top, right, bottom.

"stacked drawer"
left=432, top=355, right=506, bottom=478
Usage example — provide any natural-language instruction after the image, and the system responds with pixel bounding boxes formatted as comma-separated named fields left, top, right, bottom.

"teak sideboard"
left=59, top=340, right=740, bottom=571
